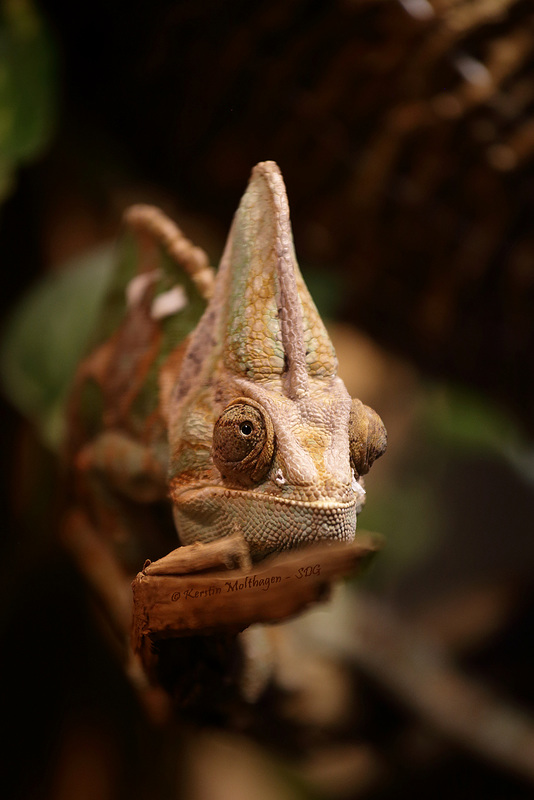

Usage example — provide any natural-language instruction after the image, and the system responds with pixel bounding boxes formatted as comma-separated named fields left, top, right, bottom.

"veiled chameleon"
left=66, top=161, right=386, bottom=591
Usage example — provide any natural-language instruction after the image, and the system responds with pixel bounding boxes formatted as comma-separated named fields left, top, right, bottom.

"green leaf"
left=423, top=383, right=521, bottom=457
left=0, top=0, right=57, bottom=202
left=1, top=244, right=114, bottom=448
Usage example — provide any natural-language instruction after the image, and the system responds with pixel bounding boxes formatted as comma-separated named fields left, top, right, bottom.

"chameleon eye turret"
left=212, top=398, right=275, bottom=486
left=349, top=398, right=388, bottom=478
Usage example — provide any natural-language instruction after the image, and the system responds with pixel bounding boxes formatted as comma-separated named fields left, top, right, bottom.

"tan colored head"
left=167, top=162, right=386, bottom=557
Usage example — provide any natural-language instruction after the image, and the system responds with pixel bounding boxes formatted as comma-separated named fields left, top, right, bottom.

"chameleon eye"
left=349, top=398, right=387, bottom=478
left=212, top=398, right=275, bottom=486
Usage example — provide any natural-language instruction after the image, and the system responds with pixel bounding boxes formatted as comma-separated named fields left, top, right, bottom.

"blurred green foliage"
left=423, top=383, right=522, bottom=459
left=360, top=380, right=527, bottom=589
left=0, top=0, right=56, bottom=201
left=1, top=232, right=210, bottom=451
left=0, top=245, right=114, bottom=448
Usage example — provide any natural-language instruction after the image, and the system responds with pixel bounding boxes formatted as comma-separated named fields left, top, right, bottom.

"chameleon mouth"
left=217, top=486, right=358, bottom=510
left=171, top=482, right=359, bottom=509
left=173, top=485, right=359, bottom=556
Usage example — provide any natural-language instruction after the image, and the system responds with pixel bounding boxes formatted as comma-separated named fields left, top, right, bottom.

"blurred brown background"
left=2, top=1, right=534, bottom=798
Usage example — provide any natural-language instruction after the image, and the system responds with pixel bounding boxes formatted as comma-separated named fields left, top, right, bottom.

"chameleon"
left=66, top=161, right=387, bottom=582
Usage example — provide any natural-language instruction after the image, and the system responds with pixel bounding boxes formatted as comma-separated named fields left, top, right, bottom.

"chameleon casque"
left=67, top=161, right=386, bottom=586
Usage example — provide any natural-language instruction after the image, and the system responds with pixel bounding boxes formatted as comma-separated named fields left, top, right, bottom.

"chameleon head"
left=167, top=162, right=386, bottom=558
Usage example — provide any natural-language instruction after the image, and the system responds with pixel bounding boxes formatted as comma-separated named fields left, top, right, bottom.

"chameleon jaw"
left=171, top=484, right=360, bottom=557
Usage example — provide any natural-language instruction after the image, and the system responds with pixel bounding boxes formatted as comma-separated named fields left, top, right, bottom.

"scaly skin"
left=68, top=161, right=386, bottom=564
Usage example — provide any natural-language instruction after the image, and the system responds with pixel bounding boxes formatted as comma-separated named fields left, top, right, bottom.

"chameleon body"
left=68, top=162, right=386, bottom=565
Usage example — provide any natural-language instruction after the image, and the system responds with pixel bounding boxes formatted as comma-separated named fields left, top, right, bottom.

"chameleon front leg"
left=68, top=429, right=174, bottom=599
left=75, top=427, right=253, bottom=574
left=75, top=429, right=168, bottom=503
left=75, top=427, right=253, bottom=559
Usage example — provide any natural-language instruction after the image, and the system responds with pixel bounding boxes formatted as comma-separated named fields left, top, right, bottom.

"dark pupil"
left=240, top=421, right=253, bottom=436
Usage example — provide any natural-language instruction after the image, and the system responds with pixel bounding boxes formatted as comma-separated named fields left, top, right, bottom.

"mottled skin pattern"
left=69, top=162, right=386, bottom=565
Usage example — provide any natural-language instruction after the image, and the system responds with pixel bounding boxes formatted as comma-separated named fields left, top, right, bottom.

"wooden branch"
left=131, top=534, right=381, bottom=655
left=61, top=508, right=133, bottom=639
left=142, top=531, right=251, bottom=576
